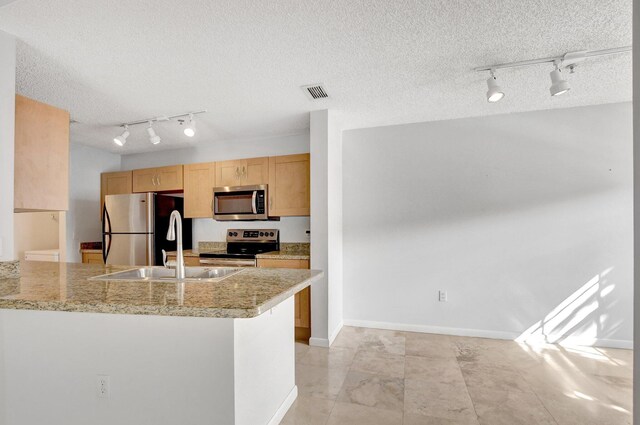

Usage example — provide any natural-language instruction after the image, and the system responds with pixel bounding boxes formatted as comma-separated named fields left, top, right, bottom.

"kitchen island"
left=0, top=261, right=322, bottom=425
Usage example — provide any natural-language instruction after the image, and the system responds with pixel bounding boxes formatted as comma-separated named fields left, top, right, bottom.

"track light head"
left=486, top=70, right=504, bottom=103
left=147, top=122, right=161, bottom=145
left=113, top=125, right=129, bottom=146
left=183, top=113, right=196, bottom=137
left=549, top=63, right=570, bottom=96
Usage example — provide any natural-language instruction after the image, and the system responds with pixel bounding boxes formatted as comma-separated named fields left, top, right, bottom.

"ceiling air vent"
left=301, top=84, right=329, bottom=100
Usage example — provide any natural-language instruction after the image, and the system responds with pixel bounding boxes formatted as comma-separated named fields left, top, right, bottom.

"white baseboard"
left=342, top=319, right=633, bottom=350
left=309, top=337, right=330, bottom=347
left=267, top=385, right=298, bottom=425
left=328, top=320, right=344, bottom=346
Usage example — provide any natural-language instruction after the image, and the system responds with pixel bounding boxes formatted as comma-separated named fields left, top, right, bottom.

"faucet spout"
left=167, top=210, right=185, bottom=280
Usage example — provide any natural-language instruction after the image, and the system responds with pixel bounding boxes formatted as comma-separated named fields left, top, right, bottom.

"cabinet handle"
left=242, top=166, right=246, bottom=178
left=152, top=175, right=157, bottom=186
left=158, top=175, right=161, bottom=186
left=235, top=167, right=241, bottom=179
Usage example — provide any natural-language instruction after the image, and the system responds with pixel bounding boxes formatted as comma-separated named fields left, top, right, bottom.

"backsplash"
left=0, top=260, right=20, bottom=278
left=198, top=242, right=309, bottom=254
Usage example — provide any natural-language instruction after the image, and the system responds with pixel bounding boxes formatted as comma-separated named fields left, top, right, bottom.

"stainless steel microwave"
left=212, top=184, right=268, bottom=221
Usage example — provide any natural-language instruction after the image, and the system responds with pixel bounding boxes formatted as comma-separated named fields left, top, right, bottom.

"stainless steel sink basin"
left=90, top=266, right=243, bottom=282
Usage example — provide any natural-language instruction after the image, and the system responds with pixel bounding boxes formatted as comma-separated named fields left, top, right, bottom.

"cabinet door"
left=184, top=162, right=216, bottom=218
left=256, top=258, right=311, bottom=337
left=82, top=252, right=104, bottom=264
left=244, top=157, right=269, bottom=186
left=100, top=171, right=132, bottom=218
left=215, top=159, right=245, bottom=187
left=14, top=95, right=70, bottom=211
left=133, top=165, right=183, bottom=192
left=132, top=168, right=158, bottom=192
left=268, top=154, right=310, bottom=216
left=155, top=165, right=183, bottom=191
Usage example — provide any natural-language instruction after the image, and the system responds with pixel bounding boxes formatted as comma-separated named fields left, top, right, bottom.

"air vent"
left=301, top=84, right=329, bottom=100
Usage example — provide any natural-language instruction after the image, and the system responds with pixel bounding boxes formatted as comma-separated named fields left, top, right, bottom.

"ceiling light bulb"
left=147, top=122, right=161, bottom=145
left=549, top=64, right=570, bottom=96
left=183, top=114, right=196, bottom=137
left=486, top=71, right=504, bottom=103
left=113, top=125, right=129, bottom=146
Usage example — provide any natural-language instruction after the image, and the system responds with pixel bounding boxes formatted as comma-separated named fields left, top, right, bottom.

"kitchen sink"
left=90, top=266, right=243, bottom=282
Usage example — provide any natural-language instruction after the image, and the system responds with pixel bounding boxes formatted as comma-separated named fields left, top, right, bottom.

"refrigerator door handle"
left=103, top=234, right=112, bottom=264
left=102, top=204, right=112, bottom=263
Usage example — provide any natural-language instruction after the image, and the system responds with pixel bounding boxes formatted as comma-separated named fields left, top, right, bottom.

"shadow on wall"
left=516, top=267, right=623, bottom=346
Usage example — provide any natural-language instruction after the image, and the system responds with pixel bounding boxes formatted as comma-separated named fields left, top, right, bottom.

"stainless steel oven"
left=199, top=229, right=279, bottom=267
left=212, top=185, right=268, bottom=221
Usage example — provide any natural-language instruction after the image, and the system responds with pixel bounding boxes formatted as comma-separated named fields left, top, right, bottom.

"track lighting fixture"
left=113, top=125, right=129, bottom=146
left=147, top=121, right=161, bottom=145
left=183, top=114, right=196, bottom=137
left=549, top=62, right=570, bottom=97
left=486, top=69, right=504, bottom=103
left=111, top=110, right=206, bottom=147
left=474, top=46, right=630, bottom=102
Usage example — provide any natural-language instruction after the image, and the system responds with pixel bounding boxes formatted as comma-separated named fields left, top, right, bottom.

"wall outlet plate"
left=97, top=375, right=110, bottom=399
left=438, top=290, right=447, bottom=302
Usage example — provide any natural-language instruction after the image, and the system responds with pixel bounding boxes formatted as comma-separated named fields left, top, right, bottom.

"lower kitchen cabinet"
left=256, top=258, right=311, bottom=341
left=81, top=252, right=104, bottom=264
left=165, top=255, right=200, bottom=267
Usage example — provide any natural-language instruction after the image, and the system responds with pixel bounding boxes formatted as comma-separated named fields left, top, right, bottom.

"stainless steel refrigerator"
left=102, top=193, right=192, bottom=266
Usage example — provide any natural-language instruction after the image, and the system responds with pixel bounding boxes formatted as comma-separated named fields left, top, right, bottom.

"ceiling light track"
left=474, top=46, right=630, bottom=73
left=119, top=110, right=207, bottom=128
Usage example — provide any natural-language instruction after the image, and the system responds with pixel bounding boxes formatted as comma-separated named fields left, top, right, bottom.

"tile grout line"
left=514, top=363, right=561, bottom=425
left=452, top=340, right=482, bottom=424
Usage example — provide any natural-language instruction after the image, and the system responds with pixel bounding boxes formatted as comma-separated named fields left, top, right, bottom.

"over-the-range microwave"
left=212, top=184, right=268, bottom=221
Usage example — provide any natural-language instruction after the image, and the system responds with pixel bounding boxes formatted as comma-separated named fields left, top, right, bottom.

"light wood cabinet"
left=14, top=95, right=70, bottom=211
left=100, top=171, right=133, bottom=218
left=183, top=162, right=216, bottom=218
left=257, top=258, right=311, bottom=341
left=166, top=255, right=200, bottom=267
left=215, top=157, right=269, bottom=187
left=82, top=252, right=104, bottom=264
left=268, top=154, right=310, bottom=217
left=133, top=165, right=183, bottom=192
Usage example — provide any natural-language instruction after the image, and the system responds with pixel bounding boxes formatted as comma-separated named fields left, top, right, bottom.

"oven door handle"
left=199, top=258, right=256, bottom=267
left=251, top=190, right=257, bottom=214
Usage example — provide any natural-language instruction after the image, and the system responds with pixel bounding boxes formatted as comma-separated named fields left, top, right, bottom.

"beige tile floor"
left=282, top=327, right=633, bottom=425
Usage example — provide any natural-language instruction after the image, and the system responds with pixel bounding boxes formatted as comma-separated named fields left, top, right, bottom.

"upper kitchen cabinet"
left=268, top=153, right=310, bottom=217
left=132, top=165, right=183, bottom=193
left=14, top=95, right=70, bottom=211
left=215, top=157, right=269, bottom=187
left=183, top=162, right=216, bottom=218
left=100, top=171, right=132, bottom=217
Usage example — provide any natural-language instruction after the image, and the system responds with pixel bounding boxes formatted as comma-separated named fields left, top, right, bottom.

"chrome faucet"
left=166, top=210, right=185, bottom=280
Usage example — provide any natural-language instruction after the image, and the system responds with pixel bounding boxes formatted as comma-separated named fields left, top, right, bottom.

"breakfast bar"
left=0, top=262, right=322, bottom=425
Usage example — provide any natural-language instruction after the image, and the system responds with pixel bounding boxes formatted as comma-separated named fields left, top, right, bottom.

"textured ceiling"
left=0, top=0, right=632, bottom=154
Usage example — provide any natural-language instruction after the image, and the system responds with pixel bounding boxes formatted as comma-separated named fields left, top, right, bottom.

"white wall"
left=632, top=0, right=639, bottom=418
left=310, top=110, right=344, bottom=346
left=343, top=102, right=633, bottom=348
left=13, top=212, right=60, bottom=260
left=66, top=143, right=121, bottom=262
left=0, top=31, right=15, bottom=261
left=121, top=133, right=311, bottom=243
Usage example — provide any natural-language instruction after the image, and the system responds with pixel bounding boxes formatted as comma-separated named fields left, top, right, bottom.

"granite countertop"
left=165, top=249, right=201, bottom=258
left=255, top=250, right=310, bottom=260
left=0, top=262, right=322, bottom=319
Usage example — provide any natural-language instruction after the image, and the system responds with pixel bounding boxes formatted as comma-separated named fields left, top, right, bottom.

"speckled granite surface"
left=256, top=243, right=310, bottom=260
left=0, top=261, right=20, bottom=278
left=0, top=262, right=322, bottom=318
left=198, top=242, right=226, bottom=252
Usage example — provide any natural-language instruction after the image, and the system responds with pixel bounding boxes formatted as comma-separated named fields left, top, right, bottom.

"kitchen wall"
left=66, top=143, right=122, bottom=262
left=343, top=102, right=633, bottom=348
left=121, top=133, right=311, bottom=245
left=0, top=31, right=15, bottom=262
left=13, top=212, right=60, bottom=261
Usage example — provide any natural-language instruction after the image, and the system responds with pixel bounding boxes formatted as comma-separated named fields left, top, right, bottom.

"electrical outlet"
left=438, top=290, right=447, bottom=302
left=97, top=375, right=110, bottom=399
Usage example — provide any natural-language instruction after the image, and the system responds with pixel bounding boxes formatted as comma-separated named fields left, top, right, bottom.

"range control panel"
left=226, top=229, right=279, bottom=242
